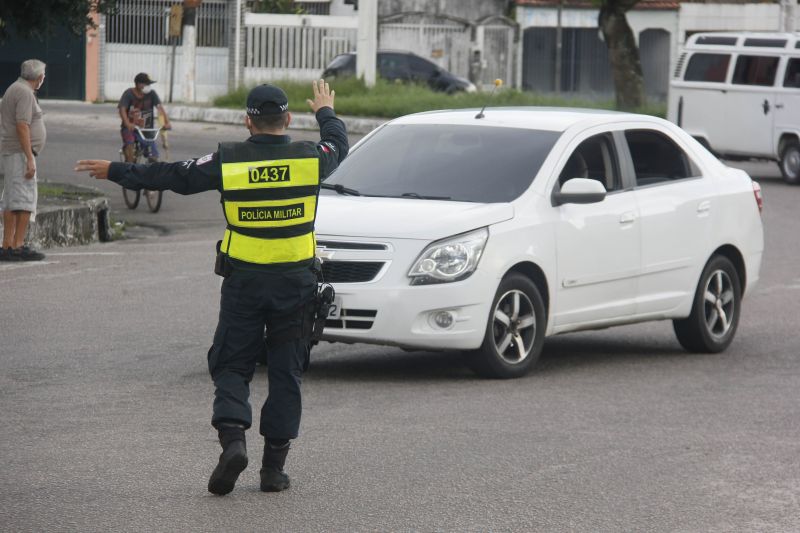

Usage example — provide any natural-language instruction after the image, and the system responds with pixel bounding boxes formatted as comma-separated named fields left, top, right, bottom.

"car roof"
left=388, top=107, right=654, bottom=132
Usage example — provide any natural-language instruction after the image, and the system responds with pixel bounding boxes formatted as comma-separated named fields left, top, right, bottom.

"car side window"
left=378, top=54, right=410, bottom=80
left=625, top=130, right=699, bottom=187
left=408, top=56, right=439, bottom=79
left=732, top=55, right=780, bottom=86
left=558, top=134, right=621, bottom=192
left=784, top=58, right=800, bottom=88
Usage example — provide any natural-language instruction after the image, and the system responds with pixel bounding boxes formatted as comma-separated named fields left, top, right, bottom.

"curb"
left=166, top=105, right=387, bottom=135
left=0, top=180, right=111, bottom=250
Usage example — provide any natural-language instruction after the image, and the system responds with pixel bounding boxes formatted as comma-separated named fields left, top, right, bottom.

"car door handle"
left=775, top=103, right=784, bottom=109
left=762, top=99, right=770, bottom=115
left=619, top=212, right=636, bottom=224
left=697, top=200, right=711, bottom=214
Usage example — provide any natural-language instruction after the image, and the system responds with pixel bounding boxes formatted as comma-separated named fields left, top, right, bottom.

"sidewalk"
left=0, top=179, right=110, bottom=249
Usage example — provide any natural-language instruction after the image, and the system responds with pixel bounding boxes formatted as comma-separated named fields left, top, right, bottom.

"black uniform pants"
left=207, top=266, right=317, bottom=439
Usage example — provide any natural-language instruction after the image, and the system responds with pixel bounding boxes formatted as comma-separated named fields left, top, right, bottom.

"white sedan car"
left=315, top=108, right=764, bottom=378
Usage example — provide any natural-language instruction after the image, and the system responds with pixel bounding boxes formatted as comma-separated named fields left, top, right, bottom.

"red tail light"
left=752, top=181, right=763, bottom=215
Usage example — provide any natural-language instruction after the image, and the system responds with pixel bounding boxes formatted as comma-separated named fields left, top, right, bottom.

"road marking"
left=0, top=261, right=60, bottom=272
left=47, top=252, right=123, bottom=256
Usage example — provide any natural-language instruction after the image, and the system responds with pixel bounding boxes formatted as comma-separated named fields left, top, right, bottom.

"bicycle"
left=119, top=126, right=165, bottom=213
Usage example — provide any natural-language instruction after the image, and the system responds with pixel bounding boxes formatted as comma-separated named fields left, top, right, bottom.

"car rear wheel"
left=469, top=273, right=546, bottom=379
left=673, top=255, right=741, bottom=353
left=779, top=140, right=800, bottom=185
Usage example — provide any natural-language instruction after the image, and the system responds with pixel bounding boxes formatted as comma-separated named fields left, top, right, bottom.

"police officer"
left=76, top=80, right=348, bottom=496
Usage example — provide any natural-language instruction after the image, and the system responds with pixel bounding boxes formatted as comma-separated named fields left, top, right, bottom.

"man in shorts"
left=0, top=59, right=47, bottom=262
left=118, top=72, right=171, bottom=163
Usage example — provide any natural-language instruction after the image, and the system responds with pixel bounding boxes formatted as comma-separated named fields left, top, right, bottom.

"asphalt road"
left=1, top=103, right=799, bottom=532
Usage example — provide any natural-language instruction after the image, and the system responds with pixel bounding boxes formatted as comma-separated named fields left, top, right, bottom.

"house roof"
left=515, top=0, right=679, bottom=10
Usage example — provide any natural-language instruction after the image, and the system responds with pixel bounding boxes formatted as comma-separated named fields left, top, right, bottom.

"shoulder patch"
left=320, top=141, right=337, bottom=154
left=196, top=153, right=214, bottom=166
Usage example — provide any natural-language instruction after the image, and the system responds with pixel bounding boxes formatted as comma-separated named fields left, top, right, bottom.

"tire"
left=122, top=188, right=140, bottom=209
left=145, top=190, right=163, bottom=212
left=673, top=255, right=742, bottom=353
left=779, top=140, right=800, bottom=185
left=468, top=273, right=547, bottom=379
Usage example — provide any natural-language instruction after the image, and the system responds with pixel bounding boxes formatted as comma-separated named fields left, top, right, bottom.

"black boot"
left=260, top=440, right=290, bottom=492
left=208, top=424, right=248, bottom=496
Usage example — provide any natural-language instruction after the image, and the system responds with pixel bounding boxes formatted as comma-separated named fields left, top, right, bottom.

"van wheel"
left=673, top=255, right=741, bottom=353
left=468, top=274, right=546, bottom=379
left=779, top=141, right=800, bottom=185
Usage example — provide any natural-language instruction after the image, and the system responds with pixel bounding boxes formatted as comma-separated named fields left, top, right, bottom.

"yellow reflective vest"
left=219, top=141, right=320, bottom=266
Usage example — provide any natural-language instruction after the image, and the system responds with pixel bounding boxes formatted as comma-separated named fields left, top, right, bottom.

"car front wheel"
left=673, top=255, right=742, bottom=353
left=779, top=140, right=800, bottom=185
left=469, top=273, right=546, bottom=379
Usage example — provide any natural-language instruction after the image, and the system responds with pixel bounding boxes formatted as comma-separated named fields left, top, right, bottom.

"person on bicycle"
left=118, top=72, right=171, bottom=162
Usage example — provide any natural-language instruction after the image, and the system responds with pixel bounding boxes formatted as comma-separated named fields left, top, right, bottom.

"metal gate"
left=101, top=0, right=230, bottom=102
left=474, top=16, right=519, bottom=89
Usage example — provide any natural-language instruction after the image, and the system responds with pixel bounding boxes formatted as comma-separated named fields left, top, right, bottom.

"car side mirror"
left=551, top=178, right=607, bottom=206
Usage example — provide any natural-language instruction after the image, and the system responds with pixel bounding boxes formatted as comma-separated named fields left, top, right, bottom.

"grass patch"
left=214, top=78, right=666, bottom=119
left=37, top=183, right=103, bottom=201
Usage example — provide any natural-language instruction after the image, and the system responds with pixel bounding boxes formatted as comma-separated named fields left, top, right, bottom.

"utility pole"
left=182, top=0, right=201, bottom=102
left=356, top=0, right=377, bottom=87
left=780, top=0, right=798, bottom=32
left=555, top=0, right=563, bottom=94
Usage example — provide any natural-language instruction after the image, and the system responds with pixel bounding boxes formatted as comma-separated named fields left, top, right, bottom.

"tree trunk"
left=598, top=2, right=644, bottom=110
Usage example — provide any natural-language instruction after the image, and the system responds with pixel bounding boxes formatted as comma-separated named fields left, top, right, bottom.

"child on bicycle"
left=118, top=72, right=172, bottom=162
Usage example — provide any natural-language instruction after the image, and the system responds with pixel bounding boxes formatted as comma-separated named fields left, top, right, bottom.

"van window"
left=625, top=130, right=699, bottom=187
left=684, top=53, right=730, bottom=82
left=785, top=58, right=800, bottom=88
left=732, top=55, right=779, bottom=86
left=744, top=38, right=787, bottom=48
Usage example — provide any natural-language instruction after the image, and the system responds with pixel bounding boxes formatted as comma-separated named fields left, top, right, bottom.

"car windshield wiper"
left=321, top=182, right=361, bottom=196
left=399, top=192, right=452, bottom=200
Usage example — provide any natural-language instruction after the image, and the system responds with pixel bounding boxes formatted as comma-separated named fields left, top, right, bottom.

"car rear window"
left=325, top=124, right=560, bottom=203
left=327, top=54, right=353, bottom=70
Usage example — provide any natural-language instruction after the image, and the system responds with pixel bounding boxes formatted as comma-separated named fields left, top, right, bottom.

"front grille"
left=326, top=309, right=377, bottom=330
left=317, top=240, right=387, bottom=251
left=322, top=261, right=384, bottom=283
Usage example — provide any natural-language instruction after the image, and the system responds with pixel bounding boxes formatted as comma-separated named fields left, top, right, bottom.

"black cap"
left=134, top=72, right=155, bottom=85
left=246, top=84, right=289, bottom=116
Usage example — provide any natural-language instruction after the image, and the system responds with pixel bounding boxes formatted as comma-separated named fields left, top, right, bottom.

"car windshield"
left=327, top=54, right=353, bottom=69
left=325, top=124, right=560, bottom=203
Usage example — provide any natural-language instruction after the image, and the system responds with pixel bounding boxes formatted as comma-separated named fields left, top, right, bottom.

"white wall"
left=678, top=4, right=785, bottom=46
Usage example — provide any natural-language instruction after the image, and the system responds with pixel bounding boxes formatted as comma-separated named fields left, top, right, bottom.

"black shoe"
left=208, top=425, right=248, bottom=496
left=0, top=247, right=21, bottom=262
left=18, top=246, right=45, bottom=261
left=260, top=442, right=290, bottom=492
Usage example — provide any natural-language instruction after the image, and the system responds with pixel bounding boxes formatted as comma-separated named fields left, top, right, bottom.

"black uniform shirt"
left=107, top=106, right=348, bottom=194
left=107, top=106, right=349, bottom=272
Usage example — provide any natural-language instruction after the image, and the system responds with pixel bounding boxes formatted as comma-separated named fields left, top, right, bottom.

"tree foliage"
left=597, top=0, right=645, bottom=110
left=0, top=0, right=118, bottom=42
left=252, top=0, right=305, bottom=14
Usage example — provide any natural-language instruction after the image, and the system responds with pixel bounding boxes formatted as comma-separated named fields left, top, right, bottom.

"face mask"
left=36, top=75, right=45, bottom=90
left=142, top=85, right=152, bottom=94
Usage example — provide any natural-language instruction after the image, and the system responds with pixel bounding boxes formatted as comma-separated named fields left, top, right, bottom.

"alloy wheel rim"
left=784, top=148, right=800, bottom=179
left=492, top=290, right=536, bottom=364
left=703, top=269, right=735, bottom=339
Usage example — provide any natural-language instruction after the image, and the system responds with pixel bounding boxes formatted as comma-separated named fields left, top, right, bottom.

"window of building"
left=684, top=53, right=730, bottom=82
left=732, top=55, right=779, bottom=86
left=625, top=130, right=699, bottom=187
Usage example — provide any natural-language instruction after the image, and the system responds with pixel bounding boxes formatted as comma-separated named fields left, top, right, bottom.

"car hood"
left=316, top=195, right=514, bottom=240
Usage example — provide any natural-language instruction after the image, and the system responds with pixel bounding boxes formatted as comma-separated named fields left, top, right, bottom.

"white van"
left=668, top=32, right=800, bottom=184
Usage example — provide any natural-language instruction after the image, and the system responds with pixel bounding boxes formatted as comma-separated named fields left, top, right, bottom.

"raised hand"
left=75, top=160, right=112, bottom=180
left=306, top=79, right=335, bottom=113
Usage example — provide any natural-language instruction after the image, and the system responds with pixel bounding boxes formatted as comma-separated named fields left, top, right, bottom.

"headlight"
left=408, top=228, right=489, bottom=285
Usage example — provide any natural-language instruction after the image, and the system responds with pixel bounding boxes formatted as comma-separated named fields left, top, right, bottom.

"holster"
left=214, top=240, right=233, bottom=278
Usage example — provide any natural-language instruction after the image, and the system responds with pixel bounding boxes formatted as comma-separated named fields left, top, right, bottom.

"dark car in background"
left=322, top=50, right=477, bottom=94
